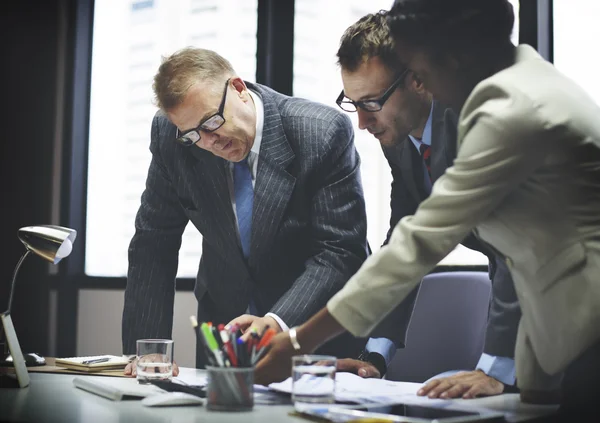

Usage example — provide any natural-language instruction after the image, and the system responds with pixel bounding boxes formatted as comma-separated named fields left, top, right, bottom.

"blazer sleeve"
left=269, top=113, right=369, bottom=327
left=327, top=106, right=547, bottom=339
left=122, top=115, right=189, bottom=354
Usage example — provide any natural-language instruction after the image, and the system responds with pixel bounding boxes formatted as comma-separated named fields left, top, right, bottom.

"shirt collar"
left=248, top=89, right=263, bottom=158
left=408, top=102, right=434, bottom=151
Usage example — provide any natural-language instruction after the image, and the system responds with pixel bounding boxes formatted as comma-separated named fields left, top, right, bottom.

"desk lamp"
left=1, top=225, right=77, bottom=388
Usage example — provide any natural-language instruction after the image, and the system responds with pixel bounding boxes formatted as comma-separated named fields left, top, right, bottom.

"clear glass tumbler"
left=292, top=355, right=336, bottom=403
left=136, top=339, right=174, bottom=384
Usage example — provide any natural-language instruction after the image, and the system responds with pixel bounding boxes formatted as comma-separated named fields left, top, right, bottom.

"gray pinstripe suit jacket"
left=122, top=82, right=369, bottom=359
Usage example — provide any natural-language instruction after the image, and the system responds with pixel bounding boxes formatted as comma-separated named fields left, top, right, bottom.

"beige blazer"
left=328, top=45, right=600, bottom=390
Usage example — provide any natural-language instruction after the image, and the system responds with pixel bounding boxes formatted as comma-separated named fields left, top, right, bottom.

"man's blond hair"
left=153, top=47, right=235, bottom=111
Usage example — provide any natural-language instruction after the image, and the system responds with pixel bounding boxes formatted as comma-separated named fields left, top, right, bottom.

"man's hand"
left=124, top=357, right=180, bottom=378
left=226, top=314, right=282, bottom=341
left=418, top=370, right=504, bottom=399
left=337, top=358, right=381, bottom=378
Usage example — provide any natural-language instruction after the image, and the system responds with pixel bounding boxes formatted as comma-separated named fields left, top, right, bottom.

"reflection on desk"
left=0, top=368, right=557, bottom=423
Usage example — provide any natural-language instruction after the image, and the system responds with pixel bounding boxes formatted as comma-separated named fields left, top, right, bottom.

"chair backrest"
left=385, top=271, right=492, bottom=383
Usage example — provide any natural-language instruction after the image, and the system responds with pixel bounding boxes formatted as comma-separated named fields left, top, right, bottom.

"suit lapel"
left=188, top=147, right=243, bottom=262
left=430, top=101, right=458, bottom=182
left=247, top=84, right=296, bottom=266
left=398, top=140, right=425, bottom=203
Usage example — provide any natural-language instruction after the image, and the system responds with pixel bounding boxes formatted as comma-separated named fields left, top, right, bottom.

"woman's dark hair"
left=388, top=0, right=515, bottom=54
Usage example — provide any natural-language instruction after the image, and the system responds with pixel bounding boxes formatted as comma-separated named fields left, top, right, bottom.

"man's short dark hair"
left=388, top=0, right=515, bottom=54
left=337, top=10, right=404, bottom=73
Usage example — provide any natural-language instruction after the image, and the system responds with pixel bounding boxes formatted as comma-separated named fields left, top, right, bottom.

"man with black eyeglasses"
left=331, top=11, right=521, bottom=399
left=122, top=47, right=370, bottom=373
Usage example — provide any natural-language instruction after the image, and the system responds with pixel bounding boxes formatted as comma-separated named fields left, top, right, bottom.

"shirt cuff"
left=476, top=353, right=516, bottom=386
left=265, top=312, right=289, bottom=332
left=365, top=337, right=397, bottom=367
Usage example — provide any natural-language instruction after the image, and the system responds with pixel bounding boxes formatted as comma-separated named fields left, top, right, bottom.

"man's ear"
left=408, top=72, right=426, bottom=93
left=231, top=77, right=249, bottom=99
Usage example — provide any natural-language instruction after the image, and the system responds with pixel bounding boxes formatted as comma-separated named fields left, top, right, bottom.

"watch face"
left=358, top=351, right=369, bottom=362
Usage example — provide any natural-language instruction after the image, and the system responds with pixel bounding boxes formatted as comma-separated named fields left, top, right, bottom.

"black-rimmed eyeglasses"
left=336, top=69, right=410, bottom=113
left=175, top=78, right=231, bottom=147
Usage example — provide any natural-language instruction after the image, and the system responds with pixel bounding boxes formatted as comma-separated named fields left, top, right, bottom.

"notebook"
left=73, top=376, right=164, bottom=401
left=55, top=355, right=131, bottom=372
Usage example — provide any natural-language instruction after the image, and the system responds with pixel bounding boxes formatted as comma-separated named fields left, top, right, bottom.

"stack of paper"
left=269, top=372, right=445, bottom=405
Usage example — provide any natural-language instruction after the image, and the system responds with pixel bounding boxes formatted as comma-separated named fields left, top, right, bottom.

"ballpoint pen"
left=82, top=357, right=110, bottom=365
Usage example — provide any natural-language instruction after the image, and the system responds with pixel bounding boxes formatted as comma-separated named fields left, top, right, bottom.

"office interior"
left=1, top=0, right=595, bottom=370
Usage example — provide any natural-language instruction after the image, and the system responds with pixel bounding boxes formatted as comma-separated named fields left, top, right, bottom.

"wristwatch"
left=358, top=350, right=387, bottom=377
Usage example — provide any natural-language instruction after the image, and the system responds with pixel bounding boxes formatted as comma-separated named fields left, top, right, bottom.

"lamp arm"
left=5, top=250, right=32, bottom=315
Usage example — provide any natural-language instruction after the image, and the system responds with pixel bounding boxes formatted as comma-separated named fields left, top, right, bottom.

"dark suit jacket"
left=371, top=101, right=521, bottom=359
left=122, top=82, right=369, bottom=361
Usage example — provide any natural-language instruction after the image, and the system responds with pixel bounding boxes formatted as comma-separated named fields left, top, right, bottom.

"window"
left=553, top=0, right=600, bottom=106
left=294, top=0, right=519, bottom=266
left=85, top=0, right=257, bottom=277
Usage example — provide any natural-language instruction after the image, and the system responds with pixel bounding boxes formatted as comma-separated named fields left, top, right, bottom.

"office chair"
left=385, top=271, right=492, bottom=383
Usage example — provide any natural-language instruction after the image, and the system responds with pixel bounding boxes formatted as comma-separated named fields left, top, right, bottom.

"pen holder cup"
left=206, top=366, right=254, bottom=411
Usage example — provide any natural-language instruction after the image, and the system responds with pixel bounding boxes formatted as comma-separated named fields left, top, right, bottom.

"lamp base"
left=0, top=313, right=29, bottom=388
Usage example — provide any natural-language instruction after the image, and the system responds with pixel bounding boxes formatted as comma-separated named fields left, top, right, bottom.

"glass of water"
left=136, top=339, right=174, bottom=384
left=292, top=355, right=336, bottom=404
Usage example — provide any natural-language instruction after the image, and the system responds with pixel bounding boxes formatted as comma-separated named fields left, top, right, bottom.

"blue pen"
left=236, top=338, right=248, bottom=367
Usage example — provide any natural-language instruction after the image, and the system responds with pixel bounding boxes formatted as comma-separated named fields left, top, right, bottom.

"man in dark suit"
left=122, top=47, right=369, bottom=372
left=333, top=11, right=521, bottom=398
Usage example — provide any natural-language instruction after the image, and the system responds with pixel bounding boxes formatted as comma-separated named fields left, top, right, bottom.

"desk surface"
left=0, top=368, right=557, bottom=423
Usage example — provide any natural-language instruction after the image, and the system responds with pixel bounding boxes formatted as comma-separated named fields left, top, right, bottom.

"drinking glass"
left=292, top=355, right=336, bottom=403
left=136, top=339, right=173, bottom=384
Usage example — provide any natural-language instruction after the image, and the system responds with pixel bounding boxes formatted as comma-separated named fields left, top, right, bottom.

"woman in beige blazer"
left=256, top=0, right=600, bottom=418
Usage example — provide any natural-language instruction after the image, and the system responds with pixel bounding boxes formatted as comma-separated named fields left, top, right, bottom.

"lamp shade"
left=17, top=225, right=77, bottom=264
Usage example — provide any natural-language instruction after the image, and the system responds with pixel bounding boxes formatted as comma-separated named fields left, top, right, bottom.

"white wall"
left=76, top=290, right=197, bottom=367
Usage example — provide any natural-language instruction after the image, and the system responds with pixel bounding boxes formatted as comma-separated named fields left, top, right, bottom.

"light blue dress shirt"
left=475, top=353, right=516, bottom=386
left=367, top=103, right=516, bottom=385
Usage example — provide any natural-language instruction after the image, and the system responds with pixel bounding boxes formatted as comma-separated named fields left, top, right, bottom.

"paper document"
left=269, top=372, right=441, bottom=404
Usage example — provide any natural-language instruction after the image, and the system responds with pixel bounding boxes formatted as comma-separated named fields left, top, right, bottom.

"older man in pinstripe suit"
left=122, top=47, right=369, bottom=372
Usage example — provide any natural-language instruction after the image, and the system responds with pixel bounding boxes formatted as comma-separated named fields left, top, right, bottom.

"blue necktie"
left=233, top=157, right=253, bottom=258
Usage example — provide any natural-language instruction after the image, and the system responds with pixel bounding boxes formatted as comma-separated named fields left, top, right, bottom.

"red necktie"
left=419, top=143, right=431, bottom=180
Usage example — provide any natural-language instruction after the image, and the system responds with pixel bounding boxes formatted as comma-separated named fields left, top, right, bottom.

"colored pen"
left=219, top=329, right=238, bottom=367
left=257, top=328, right=276, bottom=350
left=236, top=338, right=249, bottom=367
left=190, top=316, right=216, bottom=366
left=201, top=322, right=225, bottom=367
left=252, top=344, right=270, bottom=365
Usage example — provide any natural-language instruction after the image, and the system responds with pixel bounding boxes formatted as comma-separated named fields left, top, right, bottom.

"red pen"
left=219, top=328, right=238, bottom=367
